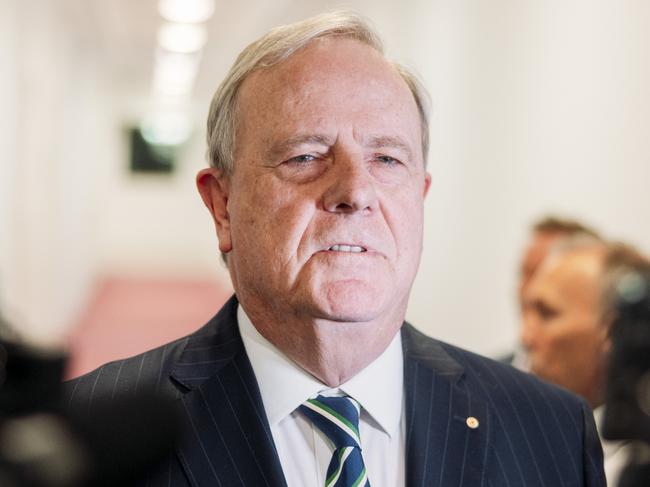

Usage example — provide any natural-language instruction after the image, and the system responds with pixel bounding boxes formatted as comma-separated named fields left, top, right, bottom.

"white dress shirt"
left=238, top=305, right=405, bottom=487
left=593, top=406, right=632, bottom=487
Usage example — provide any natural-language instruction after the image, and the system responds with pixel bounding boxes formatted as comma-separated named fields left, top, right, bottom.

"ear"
left=601, top=325, right=613, bottom=354
left=602, top=337, right=612, bottom=355
left=196, top=167, right=232, bottom=254
left=423, top=172, right=432, bottom=198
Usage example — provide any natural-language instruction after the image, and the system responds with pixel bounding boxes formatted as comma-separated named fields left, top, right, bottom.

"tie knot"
left=300, top=395, right=361, bottom=448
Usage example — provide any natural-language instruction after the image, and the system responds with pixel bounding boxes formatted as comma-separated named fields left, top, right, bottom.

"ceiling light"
left=157, top=23, right=207, bottom=54
left=152, top=50, right=201, bottom=97
left=158, top=0, right=215, bottom=24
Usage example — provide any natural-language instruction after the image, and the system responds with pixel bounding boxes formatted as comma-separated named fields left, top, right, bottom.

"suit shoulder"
left=404, top=325, right=588, bottom=416
left=443, top=340, right=604, bottom=484
left=63, top=297, right=240, bottom=409
left=440, top=339, right=589, bottom=421
left=63, top=334, right=189, bottom=409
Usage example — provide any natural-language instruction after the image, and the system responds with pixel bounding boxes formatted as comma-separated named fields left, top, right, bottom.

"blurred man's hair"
left=532, top=216, right=601, bottom=239
left=206, top=10, right=431, bottom=175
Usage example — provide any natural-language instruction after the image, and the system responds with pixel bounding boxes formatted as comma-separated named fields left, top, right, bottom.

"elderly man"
left=522, top=239, right=650, bottom=485
left=66, top=11, right=604, bottom=487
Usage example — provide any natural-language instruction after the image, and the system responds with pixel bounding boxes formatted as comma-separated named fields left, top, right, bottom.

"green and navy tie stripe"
left=300, top=395, right=370, bottom=487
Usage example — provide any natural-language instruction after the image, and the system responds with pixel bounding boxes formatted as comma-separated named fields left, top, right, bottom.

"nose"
left=322, top=155, right=379, bottom=214
left=520, top=309, right=537, bottom=352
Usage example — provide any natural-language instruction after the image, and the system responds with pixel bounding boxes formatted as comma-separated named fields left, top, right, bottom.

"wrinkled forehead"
left=234, top=37, right=422, bottom=152
left=241, top=36, right=402, bottom=94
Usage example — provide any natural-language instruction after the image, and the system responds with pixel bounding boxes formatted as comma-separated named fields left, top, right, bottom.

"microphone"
left=0, top=335, right=181, bottom=486
left=66, top=388, right=181, bottom=486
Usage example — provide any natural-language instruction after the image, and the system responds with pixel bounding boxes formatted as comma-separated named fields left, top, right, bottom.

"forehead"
left=523, top=232, right=562, bottom=265
left=235, top=37, right=421, bottom=154
left=531, top=252, right=602, bottom=309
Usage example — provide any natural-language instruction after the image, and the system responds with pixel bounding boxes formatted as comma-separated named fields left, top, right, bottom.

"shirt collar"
left=238, top=305, right=403, bottom=438
left=593, top=405, right=629, bottom=460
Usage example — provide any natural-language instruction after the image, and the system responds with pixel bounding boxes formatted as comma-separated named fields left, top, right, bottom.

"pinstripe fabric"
left=402, top=325, right=605, bottom=487
left=64, top=295, right=605, bottom=486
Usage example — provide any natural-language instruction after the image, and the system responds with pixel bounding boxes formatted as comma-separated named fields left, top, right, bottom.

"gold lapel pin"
left=466, top=416, right=479, bottom=429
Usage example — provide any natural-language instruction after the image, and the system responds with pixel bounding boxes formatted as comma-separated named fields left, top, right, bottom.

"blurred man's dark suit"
left=65, top=296, right=605, bottom=486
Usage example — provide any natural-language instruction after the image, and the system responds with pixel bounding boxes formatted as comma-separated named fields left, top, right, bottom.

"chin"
left=316, top=279, right=393, bottom=323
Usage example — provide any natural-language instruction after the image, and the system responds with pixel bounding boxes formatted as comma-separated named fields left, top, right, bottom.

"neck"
left=587, top=386, right=606, bottom=410
left=241, top=304, right=405, bottom=387
left=298, top=319, right=401, bottom=387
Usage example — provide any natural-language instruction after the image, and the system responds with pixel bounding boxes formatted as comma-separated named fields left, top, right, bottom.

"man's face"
left=201, top=38, right=430, bottom=327
left=521, top=250, right=609, bottom=406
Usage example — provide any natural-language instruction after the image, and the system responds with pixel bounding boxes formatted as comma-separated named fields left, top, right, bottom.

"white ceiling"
left=67, top=0, right=389, bottom=104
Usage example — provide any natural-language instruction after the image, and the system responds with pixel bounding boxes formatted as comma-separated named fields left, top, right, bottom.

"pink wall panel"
left=66, top=277, right=231, bottom=378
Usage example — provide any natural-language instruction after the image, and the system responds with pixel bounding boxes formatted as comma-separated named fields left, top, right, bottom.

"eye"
left=536, top=302, right=559, bottom=322
left=275, top=152, right=327, bottom=183
left=375, top=154, right=400, bottom=166
left=287, top=154, right=316, bottom=164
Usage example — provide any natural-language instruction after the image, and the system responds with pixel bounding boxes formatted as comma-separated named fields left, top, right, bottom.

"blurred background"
left=1, top=0, right=649, bottom=378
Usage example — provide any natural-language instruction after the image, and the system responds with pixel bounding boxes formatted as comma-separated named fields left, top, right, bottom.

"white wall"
left=1, top=1, right=116, bottom=346
left=93, top=110, right=230, bottom=284
left=404, top=0, right=650, bottom=354
left=0, top=0, right=18, bottom=310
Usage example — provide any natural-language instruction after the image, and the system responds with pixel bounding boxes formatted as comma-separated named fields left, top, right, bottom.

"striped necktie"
left=300, top=395, right=370, bottom=487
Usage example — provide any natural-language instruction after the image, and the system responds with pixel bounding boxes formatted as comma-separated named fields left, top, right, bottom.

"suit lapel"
left=402, top=324, right=490, bottom=487
left=170, top=297, right=287, bottom=487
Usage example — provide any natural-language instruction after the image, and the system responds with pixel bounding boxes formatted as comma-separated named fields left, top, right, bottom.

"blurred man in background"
left=522, top=238, right=650, bottom=485
left=518, top=216, right=601, bottom=308
left=506, top=216, right=601, bottom=368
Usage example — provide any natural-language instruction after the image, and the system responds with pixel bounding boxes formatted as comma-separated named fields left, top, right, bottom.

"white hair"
left=205, top=10, right=431, bottom=175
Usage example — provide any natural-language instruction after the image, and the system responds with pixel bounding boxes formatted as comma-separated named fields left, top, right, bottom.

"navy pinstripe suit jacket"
left=65, top=296, right=605, bottom=486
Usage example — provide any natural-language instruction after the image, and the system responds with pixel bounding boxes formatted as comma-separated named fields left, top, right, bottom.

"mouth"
left=327, top=244, right=367, bottom=253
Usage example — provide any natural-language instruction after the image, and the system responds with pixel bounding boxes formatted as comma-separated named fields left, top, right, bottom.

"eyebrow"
left=364, top=135, right=413, bottom=160
left=265, top=134, right=334, bottom=161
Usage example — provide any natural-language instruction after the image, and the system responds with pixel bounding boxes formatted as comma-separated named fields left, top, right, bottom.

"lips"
left=328, top=244, right=367, bottom=253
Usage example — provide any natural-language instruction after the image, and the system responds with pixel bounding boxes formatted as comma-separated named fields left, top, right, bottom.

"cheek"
left=538, top=325, right=601, bottom=368
left=232, top=182, right=315, bottom=258
left=529, top=325, right=569, bottom=362
left=531, top=332, right=578, bottom=383
left=388, top=196, right=425, bottom=255
left=544, top=328, right=580, bottom=354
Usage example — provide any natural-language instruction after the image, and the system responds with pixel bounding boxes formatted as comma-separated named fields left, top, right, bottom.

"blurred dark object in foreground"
left=602, top=270, right=650, bottom=487
left=0, top=324, right=180, bottom=486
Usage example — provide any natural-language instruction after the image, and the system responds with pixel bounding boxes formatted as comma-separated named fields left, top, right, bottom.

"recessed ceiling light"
left=152, top=50, right=201, bottom=97
left=157, top=23, right=207, bottom=54
left=158, top=0, right=215, bottom=24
